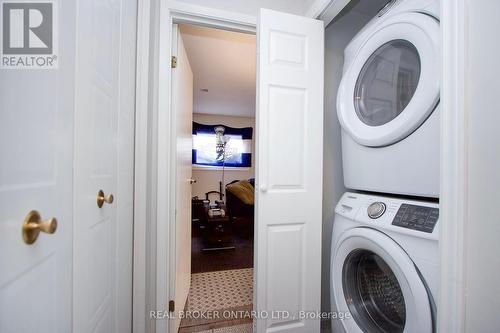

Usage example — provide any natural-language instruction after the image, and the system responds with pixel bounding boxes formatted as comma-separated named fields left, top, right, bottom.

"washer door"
left=337, top=12, right=440, bottom=147
left=332, top=228, right=432, bottom=333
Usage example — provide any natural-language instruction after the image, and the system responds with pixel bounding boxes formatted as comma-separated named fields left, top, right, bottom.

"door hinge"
left=171, top=56, right=177, bottom=68
left=169, top=300, right=175, bottom=312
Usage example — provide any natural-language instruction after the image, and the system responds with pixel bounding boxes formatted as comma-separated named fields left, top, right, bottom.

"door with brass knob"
left=73, top=0, right=136, bottom=330
left=22, top=210, right=58, bottom=244
left=0, top=0, right=74, bottom=325
left=97, top=190, right=114, bottom=208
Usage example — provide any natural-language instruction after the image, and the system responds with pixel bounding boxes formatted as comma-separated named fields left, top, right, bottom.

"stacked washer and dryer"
left=331, top=0, right=441, bottom=332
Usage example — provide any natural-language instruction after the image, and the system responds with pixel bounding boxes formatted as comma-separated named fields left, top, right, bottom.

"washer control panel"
left=391, top=204, right=439, bottom=233
left=367, top=202, right=386, bottom=219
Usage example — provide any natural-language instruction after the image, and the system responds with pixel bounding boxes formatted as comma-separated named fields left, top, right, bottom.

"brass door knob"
left=97, top=190, right=114, bottom=208
left=22, top=210, right=57, bottom=245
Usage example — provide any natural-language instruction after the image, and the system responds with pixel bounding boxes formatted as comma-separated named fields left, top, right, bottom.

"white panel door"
left=255, top=8, right=324, bottom=333
left=169, top=25, right=193, bottom=333
left=0, top=1, right=75, bottom=332
left=73, top=0, right=136, bottom=332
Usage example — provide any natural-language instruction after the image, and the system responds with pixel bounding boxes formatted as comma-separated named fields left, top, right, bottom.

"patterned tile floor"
left=179, top=269, right=254, bottom=333
left=186, top=268, right=253, bottom=312
left=191, top=323, right=252, bottom=333
left=213, top=323, right=253, bottom=333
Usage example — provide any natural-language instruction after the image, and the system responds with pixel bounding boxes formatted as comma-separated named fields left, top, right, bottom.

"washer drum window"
left=342, top=249, right=406, bottom=332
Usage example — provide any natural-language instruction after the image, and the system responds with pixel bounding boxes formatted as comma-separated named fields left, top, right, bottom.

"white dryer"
left=337, top=0, right=441, bottom=198
left=330, top=192, right=439, bottom=333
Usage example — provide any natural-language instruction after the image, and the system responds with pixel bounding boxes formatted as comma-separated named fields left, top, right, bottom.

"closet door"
left=0, top=1, right=75, bottom=332
left=255, top=8, right=324, bottom=333
left=73, top=0, right=136, bottom=332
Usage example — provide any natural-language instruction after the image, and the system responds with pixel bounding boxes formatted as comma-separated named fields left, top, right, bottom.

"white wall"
left=175, top=0, right=316, bottom=17
left=462, top=0, right=500, bottom=330
left=321, top=6, right=379, bottom=330
left=191, top=113, right=255, bottom=200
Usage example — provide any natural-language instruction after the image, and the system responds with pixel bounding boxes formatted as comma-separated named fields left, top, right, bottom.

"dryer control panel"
left=392, top=204, right=439, bottom=233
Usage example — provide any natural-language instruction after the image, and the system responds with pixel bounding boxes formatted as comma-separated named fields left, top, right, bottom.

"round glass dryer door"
left=354, top=40, right=421, bottom=127
left=337, top=12, right=440, bottom=147
left=332, top=228, right=433, bottom=333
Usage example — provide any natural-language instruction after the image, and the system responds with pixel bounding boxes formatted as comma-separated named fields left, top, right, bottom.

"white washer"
left=330, top=192, right=439, bottom=333
left=337, top=0, right=441, bottom=198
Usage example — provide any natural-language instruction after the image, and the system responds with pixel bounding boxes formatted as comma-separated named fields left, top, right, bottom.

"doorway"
left=153, top=6, right=324, bottom=333
left=172, top=23, right=257, bottom=333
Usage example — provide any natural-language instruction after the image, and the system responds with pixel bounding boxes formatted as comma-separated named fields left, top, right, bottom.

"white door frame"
left=133, top=0, right=469, bottom=332
left=438, top=0, right=467, bottom=332
left=133, top=1, right=156, bottom=332
left=133, top=1, right=256, bottom=333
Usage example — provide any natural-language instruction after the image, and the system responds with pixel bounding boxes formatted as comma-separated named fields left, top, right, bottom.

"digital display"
left=392, top=204, right=439, bottom=233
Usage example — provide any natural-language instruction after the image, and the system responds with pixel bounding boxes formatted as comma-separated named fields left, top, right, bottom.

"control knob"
left=367, top=202, right=386, bottom=219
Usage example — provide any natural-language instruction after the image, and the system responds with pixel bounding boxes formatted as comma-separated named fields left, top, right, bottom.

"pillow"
left=226, top=180, right=254, bottom=205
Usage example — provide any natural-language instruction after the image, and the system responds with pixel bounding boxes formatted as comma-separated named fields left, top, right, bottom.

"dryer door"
left=337, top=12, right=440, bottom=147
left=332, top=228, right=433, bottom=333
